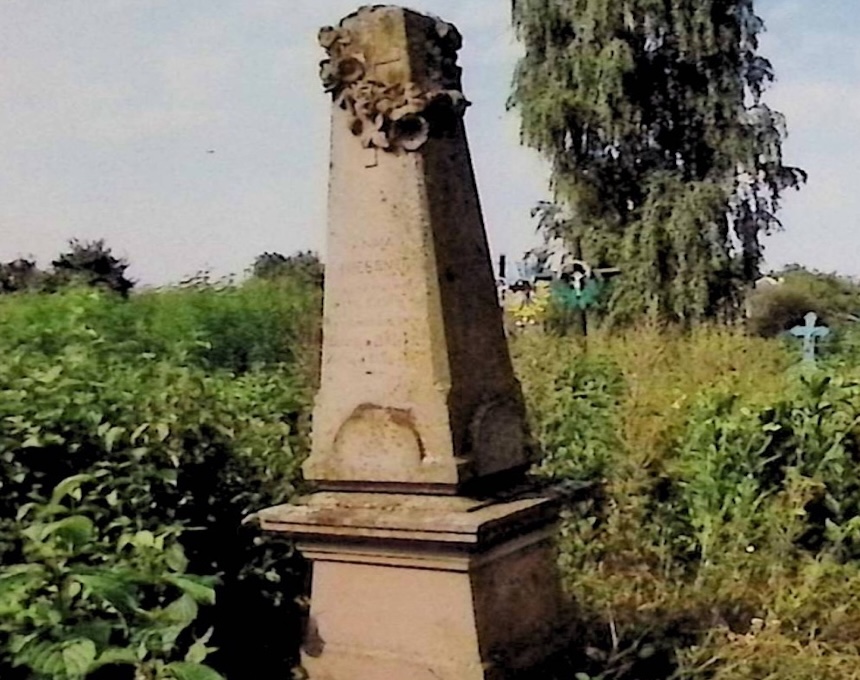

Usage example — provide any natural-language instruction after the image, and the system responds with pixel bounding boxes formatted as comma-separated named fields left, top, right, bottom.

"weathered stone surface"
left=318, top=5, right=468, bottom=152
left=304, top=5, right=534, bottom=492
left=256, top=9, right=566, bottom=678
left=258, top=492, right=560, bottom=548
left=259, top=494, right=564, bottom=680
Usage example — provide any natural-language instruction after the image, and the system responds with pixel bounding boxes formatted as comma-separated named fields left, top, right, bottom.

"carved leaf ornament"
left=318, top=6, right=470, bottom=152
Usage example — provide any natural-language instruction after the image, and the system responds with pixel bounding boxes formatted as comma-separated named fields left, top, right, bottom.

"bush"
left=1, top=481, right=219, bottom=680
left=511, top=328, right=860, bottom=680
left=746, top=285, right=820, bottom=337
left=251, top=251, right=324, bottom=289
left=747, top=267, right=860, bottom=338
left=8, top=280, right=860, bottom=680
left=50, top=240, right=134, bottom=297
left=512, top=334, right=624, bottom=483
left=0, top=283, right=316, bottom=679
left=0, top=278, right=320, bottom=376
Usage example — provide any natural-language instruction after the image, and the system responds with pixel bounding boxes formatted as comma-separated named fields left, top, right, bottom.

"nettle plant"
left=0, top=476, right=222, bottom=680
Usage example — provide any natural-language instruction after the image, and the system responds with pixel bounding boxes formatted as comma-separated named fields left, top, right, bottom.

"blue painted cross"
left=789, top=312, right=830, bottom=364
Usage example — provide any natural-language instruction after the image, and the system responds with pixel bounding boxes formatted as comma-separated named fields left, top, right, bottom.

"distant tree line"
left=1, top=241, right=324, bottom=296
left=1, top=239, right=133, bottom=296
left=252, top=251, right=324, bottom=288
left=747, top=265, right=860, bottom=337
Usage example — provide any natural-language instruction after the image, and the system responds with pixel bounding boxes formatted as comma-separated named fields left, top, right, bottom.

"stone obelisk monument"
left=259, top=7, right=562, bottom=679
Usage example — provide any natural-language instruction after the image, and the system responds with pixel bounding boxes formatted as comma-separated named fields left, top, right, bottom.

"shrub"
left=251, top=251, right=324, bottom=289
left=747, top=267, right=860, bottom=338
left=746, top=285, right=820, bottom=337
left=1, top=477, right=220, bottom=680
left=8, top=282, right=860, bottom=680
left=512, top=334, right=624, bottom=483
left=0, top=259, right=44, bottom=294
left=0, top=278, right=321, bottom=377
left=511, top=328, right=860, bottom=680
left=50, top=240, right=134, bottom=297
left=0, top=285, right=315, bottom=679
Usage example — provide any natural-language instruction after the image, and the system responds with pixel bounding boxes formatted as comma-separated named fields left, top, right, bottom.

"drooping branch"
left=511, top=0, right=806, bottom=323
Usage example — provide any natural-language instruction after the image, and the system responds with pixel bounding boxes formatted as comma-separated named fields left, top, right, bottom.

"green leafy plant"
left=510, top=0, right=806, bottom=323
left=0, top=476, right=222, bottom=680
left=0, top=283, right=316, bottom=679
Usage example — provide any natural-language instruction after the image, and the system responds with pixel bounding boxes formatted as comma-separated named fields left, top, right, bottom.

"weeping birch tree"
left=511, top=0, right=806, bottom=323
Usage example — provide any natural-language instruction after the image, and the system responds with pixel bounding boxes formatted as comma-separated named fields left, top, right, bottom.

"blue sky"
left=1, top=0, right=857, bottom=285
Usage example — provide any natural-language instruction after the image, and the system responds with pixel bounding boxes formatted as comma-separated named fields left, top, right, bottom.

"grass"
left=3, top=280, right=860, bottom=679
left=512, top=324, right=860, bottom=679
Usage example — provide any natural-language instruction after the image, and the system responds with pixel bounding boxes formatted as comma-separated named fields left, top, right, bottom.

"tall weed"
left=514, top=327, right=860, bottom=679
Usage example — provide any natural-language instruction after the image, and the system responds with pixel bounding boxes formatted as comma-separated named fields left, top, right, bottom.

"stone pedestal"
left=259, top=493, right=563, bottom=680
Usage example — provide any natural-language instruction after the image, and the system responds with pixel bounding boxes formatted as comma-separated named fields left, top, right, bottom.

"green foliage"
left=512, top=328, right=860, bottom=679
left=0, top=282, right=316, bottom=679
left=252, top=251, right=324, bottom=289
left=8, top=272, right=860, bottom=680
left=0, top=259, right=44, bottom=294
left=667, top=374, right=860, bottom=565
left=830, top=323, right=860, bottom=367
left=513, top=336, right=624, bottom=481
left=511, top=0, right=806, bottom=324
left=1, top=476, right=221, bottom=680
left=747, top=266, right=860, bottom=338
left=746, top=285, right=819, bottom=337
left=0, top=278, right=321, bottom=376
left=775, top=266, right=860, bottom=321
left=1, top=240, right=134, bottom=297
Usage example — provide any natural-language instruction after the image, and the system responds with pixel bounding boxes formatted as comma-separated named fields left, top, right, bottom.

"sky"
left=1, top=0, right=857, bottom=285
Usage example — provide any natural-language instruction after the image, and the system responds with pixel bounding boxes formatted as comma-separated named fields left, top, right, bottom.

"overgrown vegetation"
left=0, top=277, right=320, bottom=680
left=2, top=265, right=860, bottom=678
left=747, top=266, right=860, bottom=337
left=513, top=327, right=860, bottom=679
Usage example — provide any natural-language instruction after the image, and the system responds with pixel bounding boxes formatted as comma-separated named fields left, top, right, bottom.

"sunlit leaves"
left=1, top=476, right=222, bottom=679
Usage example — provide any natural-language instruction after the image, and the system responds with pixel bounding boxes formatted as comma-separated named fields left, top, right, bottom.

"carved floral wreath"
left=318, top=12, right=470, bottom=152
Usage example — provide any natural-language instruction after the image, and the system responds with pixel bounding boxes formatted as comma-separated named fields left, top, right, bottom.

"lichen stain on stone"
left=376, top=12, right=400, bottom=44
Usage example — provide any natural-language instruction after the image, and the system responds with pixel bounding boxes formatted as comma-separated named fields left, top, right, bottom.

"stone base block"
left=258, top=492, right=563, bottom=680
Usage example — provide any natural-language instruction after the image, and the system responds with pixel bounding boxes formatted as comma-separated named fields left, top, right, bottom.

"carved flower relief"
left=317, top=18, right=469, bottom=152
left=338, top=80, right=467, bottom=152
left=318, top=26, right=358, bottom=93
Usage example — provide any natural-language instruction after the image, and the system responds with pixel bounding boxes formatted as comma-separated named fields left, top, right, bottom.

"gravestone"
left=257, top=7, right=563, bottom=679
left=305, top=5, right=536, bottom=492
left=790, top=312, right=830, bottom=364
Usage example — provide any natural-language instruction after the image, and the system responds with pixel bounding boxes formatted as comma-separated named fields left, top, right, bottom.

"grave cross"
left=549, top=259, right=621, bottom=337
left=789, top=312, right=830, bottom=364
